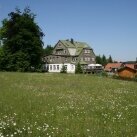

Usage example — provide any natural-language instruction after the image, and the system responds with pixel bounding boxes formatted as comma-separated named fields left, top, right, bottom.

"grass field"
left=0, top=72, right=137, bottom=137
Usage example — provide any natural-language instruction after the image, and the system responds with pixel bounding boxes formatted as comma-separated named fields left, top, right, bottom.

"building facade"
left=43, top=39, right=96, bottom=73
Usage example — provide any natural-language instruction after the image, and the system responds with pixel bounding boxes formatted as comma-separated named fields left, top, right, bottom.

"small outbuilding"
left=117, top=66, right=137, bottom=78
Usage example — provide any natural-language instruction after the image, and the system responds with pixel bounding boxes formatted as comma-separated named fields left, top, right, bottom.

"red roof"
left=105, top=63, right=123, bottom=71
left=118, top=66, right=137, bottom=73
left=125, top=64, right=136, bottom=69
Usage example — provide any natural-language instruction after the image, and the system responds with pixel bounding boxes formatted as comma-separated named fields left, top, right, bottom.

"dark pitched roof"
left=60, top=40, right=92, bottom=56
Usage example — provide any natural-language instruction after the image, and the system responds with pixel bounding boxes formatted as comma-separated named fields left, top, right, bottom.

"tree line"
left=96, top=54, right=113, bottom=66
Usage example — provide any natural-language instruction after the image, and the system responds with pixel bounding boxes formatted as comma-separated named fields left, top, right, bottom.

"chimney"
left=70, top=38, right=74, bottom=44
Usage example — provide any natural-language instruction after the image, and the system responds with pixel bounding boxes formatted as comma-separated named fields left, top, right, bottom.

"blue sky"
left=0, top=0, right=137, bottom=61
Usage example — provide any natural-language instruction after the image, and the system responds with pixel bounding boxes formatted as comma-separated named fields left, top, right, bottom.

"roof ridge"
left=59, top=39, right=91, bottom=56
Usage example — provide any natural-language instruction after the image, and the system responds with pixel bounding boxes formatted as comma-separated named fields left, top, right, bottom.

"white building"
left=48, top=63, right=75, bottom=73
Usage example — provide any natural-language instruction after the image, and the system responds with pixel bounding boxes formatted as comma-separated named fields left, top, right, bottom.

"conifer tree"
left=108, top=55, right=113, bottom=63
left=102, top=54, right=107, bottom=66
left=75, top=62, right=83, bottom=74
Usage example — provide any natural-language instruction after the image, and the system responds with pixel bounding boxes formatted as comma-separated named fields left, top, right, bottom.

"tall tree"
left=96, top=55, right=102, bottom=64
left=0, top=7, right=44, bottom=71
left=108, top=55, right=113, bottom=63
left=102, top=54, right=107, bottom=66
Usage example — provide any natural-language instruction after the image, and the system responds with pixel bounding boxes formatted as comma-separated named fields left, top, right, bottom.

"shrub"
left=100, top=71, right=108, bottom=77
left=112, top=74, right=119, bottom=79
left=75, top=63, right=83, bottom=74
left=133, top=75, right=137, bottom=82
left=60, top=64, right=67, bottom=73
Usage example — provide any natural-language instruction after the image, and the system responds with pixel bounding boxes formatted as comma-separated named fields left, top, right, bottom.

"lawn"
left=0, top=72, right=137, bottom=137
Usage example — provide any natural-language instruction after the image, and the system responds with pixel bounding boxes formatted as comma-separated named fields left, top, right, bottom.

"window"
left=72, top=57, right=77, bottom=62
left=85, top=57, right=90, bottom=61
left=84, top=50, right=87, bottom=53
left=53, top=65, right=56, bottom=70
left=92, top=58, right=95, bottom=62
left=84, top=49, right=90, bottom=53
left=57, top=65, right=59, bottom=70
left=56, top=51, right=61, bottom=55
left=65, top=65, right=67, bottom=70
left=50, top=57, right=52, bottom=62
left=64, top=50, right=66, bottom=54
left=50, top=65, right=52, bottom=70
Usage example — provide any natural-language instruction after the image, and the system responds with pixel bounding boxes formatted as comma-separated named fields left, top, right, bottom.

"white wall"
left=48, top=63, right=75, bottom=73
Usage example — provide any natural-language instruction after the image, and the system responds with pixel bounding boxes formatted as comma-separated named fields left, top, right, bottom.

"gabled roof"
left=118, top=66, right=137, bottom=73
left=124, top=64, right=136, bottom=69
left=104, top=63, right=123, bottom=71
left=60, top=40, right=92, bottom=56
left=60, top=40, right=90, bottom=48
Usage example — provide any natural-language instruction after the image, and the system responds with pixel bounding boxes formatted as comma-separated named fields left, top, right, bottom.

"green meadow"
left=0, top=72, right=137, bottom=137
